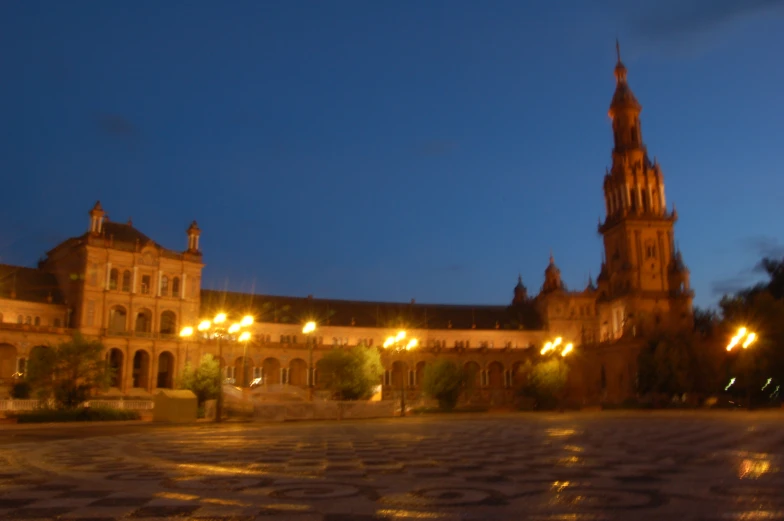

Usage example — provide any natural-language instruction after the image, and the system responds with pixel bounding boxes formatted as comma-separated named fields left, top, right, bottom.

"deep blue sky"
left=2, top=1, right=783, bottom=310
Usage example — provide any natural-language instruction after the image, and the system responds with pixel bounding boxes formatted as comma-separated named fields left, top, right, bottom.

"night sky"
left=1, top=1, right=783, bottom=310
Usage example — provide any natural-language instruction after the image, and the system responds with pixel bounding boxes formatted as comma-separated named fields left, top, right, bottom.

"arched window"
left=25, top=316, right=31, bottom=325
left=135, top=308, right=152, bottom=333
left=109, top=306, right=128, bottom=332
left=53, top=318, right=61, bottom=327
left=172, top=277, right=180, bottom=297
left=17, top=315, right=23, bottom=324
left=122, top=270, right=132, bottom=292
left=160, top=311, right=177, bottom=335
left=109, top=268, right=119, bottom=290
left=34, top=316, right=40, bottom=326
left=0, top=313, right=3, bottom=323
left=161, top=276, right=169, bottom=296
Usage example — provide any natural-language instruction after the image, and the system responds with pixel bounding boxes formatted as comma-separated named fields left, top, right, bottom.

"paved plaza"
left=1, top=412, right=783, bottom=520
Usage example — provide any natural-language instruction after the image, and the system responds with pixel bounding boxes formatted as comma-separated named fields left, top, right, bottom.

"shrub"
left=10, top=406, right=140, bottom=423
left=422, top=359, right=466, bottom=411
left=10, top=381, right=31, bottom=399
left=317, top=346, right=383, bottom=400
left=26, top=334, right=111, bottom=408
left=179, top=355, right=220, bottom=406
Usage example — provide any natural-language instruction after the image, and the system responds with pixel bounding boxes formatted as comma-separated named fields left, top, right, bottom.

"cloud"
left=95, top=113, right=138, bottom=139
left=601, top=0, right=784, bottom=58
left=632, top=0, right=784, bottom=39
left=741, top=235, right=784, bottom=261
left=434, top=264, right=464, bottom=273
left=711, top=273, right=756, bottom=297
left=415, top=140, right=457, bottom=157
left=710, top=235, right=783, bottom=296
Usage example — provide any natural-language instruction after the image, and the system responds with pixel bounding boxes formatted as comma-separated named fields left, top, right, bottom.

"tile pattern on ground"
left=1, top=412, right=784, bottom=520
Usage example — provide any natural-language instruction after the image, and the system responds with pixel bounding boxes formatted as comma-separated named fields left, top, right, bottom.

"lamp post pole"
left=303, top=321, right=317, bottom=401
left=181, top=313, right=254, bottom=424
left=726, top=327, right=757, bottom=410
left=384, top=331, right=418, bottom=418
left=216, top=334, right=224, bottom=423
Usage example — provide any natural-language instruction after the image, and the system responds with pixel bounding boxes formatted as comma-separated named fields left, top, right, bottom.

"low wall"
left=0, top=399, right=154, bottom=411
left=252, top=400, right=396, bottom=422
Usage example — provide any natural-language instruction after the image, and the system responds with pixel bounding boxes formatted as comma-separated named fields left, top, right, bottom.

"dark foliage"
left=9, top=407, right=140, bottom=423
left=422, top=359, right=466, bottom=410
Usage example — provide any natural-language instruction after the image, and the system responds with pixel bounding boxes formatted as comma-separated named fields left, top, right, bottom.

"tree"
left=636, top=330, right=723, bottom=397
left=529, top=358, right=569, bottom=404
left=422, top=359, right=466, bottom=410
left=719, top=290, right=784, bottom=404
left=316, top=346, right=383, bottom=400
left=26, top=334, right=111, bottom=409
left=515, top=356, right=569, bottom=410
left=179, top=355, right=220, bottom=406
left=693, top=306, right=719, bottom=338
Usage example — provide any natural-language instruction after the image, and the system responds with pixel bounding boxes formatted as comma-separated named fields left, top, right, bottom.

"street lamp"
left=180, top=313, right=254, bottom=422
left=302, top=321, right=317, bottom=401
left=383, top=330, right=418, bottom=417
left=726, top=327, right=757, bottom=351
left=540, top=337, right=574, bottom=357
left=179, top=326, right=194, bottom=367
left=725, top=326, right=759, bottom=409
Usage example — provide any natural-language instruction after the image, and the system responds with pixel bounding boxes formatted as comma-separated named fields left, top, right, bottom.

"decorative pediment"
left=139, top=249, right=157, bottom=266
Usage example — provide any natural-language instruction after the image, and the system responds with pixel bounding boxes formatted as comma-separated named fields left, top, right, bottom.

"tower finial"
left=616, top=38, right=621, bottom=63
left=549, top=249, right=554, bottom=265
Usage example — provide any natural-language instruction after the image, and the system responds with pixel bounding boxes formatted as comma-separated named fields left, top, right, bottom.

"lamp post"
left=726, top=326, right=758, bottom=409
left=179, top=326, right=194, bottom=369
left=539, top=336, right=573, bottom=411
left=540, top=337, right=574, bottom=357
left=303, top=321, right=317, bottom=401
left=383, top=330, right=418, bottom=417
left=180, top=313, right=254, bottom=423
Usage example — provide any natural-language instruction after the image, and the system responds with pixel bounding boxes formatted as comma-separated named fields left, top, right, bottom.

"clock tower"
left=596, top=42, right=693, bottom=339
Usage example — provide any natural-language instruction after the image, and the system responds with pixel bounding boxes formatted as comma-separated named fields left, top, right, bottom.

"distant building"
left=0, top=45, right=692, bottom=404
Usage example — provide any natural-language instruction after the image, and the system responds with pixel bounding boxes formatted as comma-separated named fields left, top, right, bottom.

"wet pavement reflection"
left=0, top=412, right=783, bottom=520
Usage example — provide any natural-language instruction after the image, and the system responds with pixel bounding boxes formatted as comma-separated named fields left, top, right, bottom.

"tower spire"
left=616, top=38, right=621, bottom=63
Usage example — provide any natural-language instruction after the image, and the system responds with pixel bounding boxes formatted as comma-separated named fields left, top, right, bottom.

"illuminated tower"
left=597, top=42, right=693, bottom=339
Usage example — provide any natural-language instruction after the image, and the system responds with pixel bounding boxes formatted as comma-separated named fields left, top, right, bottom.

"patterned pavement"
left=1, top=411, right=784, bottom=520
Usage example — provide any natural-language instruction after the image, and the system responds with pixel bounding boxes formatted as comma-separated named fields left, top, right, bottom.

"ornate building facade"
left=0, top=47, right=692, bottom=405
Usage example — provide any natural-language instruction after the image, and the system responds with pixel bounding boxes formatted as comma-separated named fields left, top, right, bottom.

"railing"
left=0, top=399, right=154, bottom=411
left=0, top=399, right=42, bottom=411
left=103, top=329, right=179, bottom=340
left=86, top=400, right=154, bottom=410
left=0, top=323, right=70, bottom=334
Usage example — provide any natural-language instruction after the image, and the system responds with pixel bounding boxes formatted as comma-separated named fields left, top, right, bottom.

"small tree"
left=317, top=346, right=383, bottom=400
left=179, top=355, right=220, bottom=406
left=422, top=359, right=465, bottom=410
left=525, top=358, right=569, bottom=409
left=26, top=334, right=111, bottom=409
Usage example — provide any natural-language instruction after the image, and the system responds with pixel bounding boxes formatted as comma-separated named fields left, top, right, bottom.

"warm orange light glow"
left=396, top=331, right=406, bottom=342
left=214, top=313, right=227, bottom=324
left=727, top=327, right=757, bottom=352
left=302, top=321, right=316, bottom=334
left=406, top=339, right=418, bottom=350
left=240, top=315, right=254, bottom=327
left=179, top=326, right=194, bottom=337
left=238, top=331, right=251, bottom=342
left=541, top=341, right=554, bottom=355
left=383, top=336, right=394, bottom=348
left=561, top=343, right=574, bottom=357
left=197, top=320, right=211, bottom=331
left=228, top=323, right=241, bottom=334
